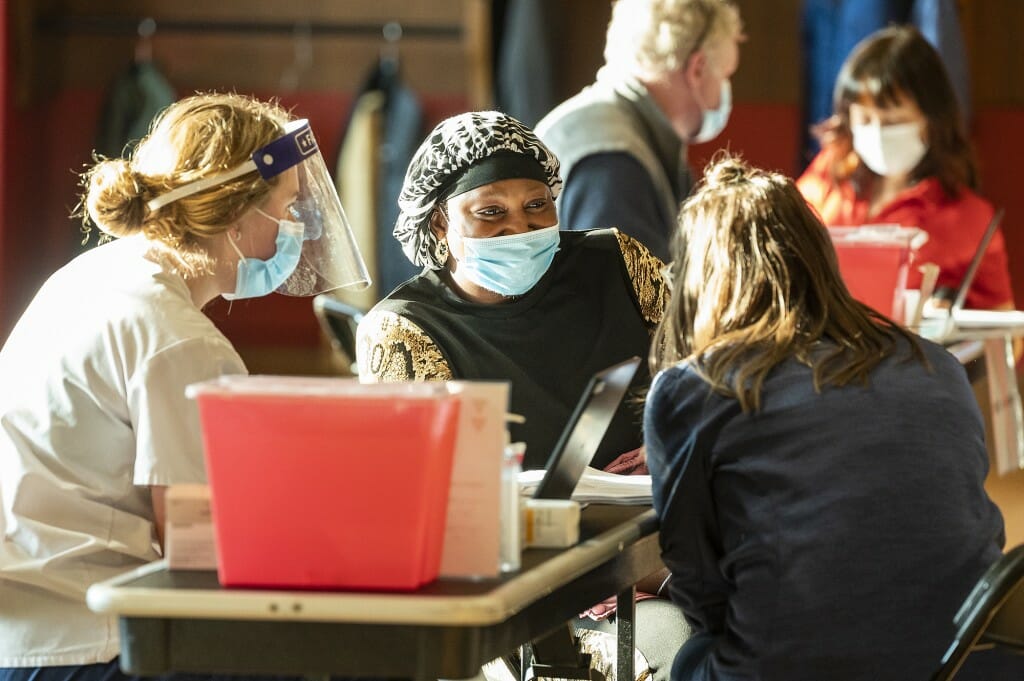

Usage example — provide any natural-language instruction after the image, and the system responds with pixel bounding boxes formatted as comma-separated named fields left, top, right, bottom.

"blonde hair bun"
left=702, top=155, right=749, bottom=188
left=85, top=158, right=147, bottom=238
left=76, top=93, right=290, bottom=278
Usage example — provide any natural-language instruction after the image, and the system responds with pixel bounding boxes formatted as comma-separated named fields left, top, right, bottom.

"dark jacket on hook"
left=83, top=60, right=175, bottom=252
left=95, top=60, right=175, bottom=161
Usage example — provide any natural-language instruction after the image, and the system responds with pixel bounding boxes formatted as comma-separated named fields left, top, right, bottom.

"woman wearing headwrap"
left=356, top=111, right=686, bottom=681
left=357, top=111, right=668, bottom=471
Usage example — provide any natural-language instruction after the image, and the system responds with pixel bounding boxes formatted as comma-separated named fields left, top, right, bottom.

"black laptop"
left=531, top=357, right=642, bottom=500
left=947, top=207, right=1005, bottom=316
left=920, top=208, right=1024, bottom=337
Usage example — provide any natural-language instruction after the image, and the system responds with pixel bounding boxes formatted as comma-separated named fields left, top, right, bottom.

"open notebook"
left=519, top=466, right=652, bottom=505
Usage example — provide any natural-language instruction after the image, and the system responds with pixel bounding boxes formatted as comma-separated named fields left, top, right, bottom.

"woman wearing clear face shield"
left=357, top=111, right=688, bottom=681
left=797, top=25, right=1014, bottom=312
left=0, top=93, right=368, bottom=681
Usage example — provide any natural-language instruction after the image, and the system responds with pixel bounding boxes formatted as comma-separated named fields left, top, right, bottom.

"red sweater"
left=798, top=149, right=1014, bottom=310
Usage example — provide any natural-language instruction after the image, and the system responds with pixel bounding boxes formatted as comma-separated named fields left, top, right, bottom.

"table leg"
left=516, top=644, right=530, bottom=681
left=615, top=585, right=636, bottom=681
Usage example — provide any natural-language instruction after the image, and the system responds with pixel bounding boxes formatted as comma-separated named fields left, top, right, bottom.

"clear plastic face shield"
left=253, top=120, right=370, bottom=295
left=147, top=119, right=371, bottom=296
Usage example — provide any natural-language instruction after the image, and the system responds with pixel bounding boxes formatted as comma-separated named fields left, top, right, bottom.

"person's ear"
left=429, top=207, right=449, bottom=241
left=685, top=49, right=707, bottom=85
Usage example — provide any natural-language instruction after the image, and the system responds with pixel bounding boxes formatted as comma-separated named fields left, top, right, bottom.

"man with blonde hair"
left=536, top=0, right=742, bottom=260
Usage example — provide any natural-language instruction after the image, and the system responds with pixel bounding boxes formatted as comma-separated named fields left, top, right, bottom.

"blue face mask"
left=223, top=211, right=305, bottom=301
left=692, top=79, right=732, bottom=144
left=453, top=225, right=560, bottom=297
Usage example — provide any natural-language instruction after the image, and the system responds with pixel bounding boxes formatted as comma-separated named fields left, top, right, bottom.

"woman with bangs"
left=797, top=25, right=1014, bottom=311
left=645, top=155, right=1016, bottom=680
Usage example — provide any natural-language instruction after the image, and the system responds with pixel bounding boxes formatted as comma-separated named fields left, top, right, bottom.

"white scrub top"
left=0, top=236, right=246, bottom=667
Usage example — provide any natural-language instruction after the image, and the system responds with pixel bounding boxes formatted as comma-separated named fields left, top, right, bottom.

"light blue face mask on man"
left=692, top=79, right=732, bottom=144
left=223, top=209, right=305, bottom=301
left=454, top=225, right=560, bottom=297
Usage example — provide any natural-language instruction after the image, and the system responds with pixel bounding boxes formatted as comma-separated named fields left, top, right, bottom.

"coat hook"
left=382, top=21, right=402, bottom=43
left=135, top=17, right=156, bottom=63
left=381, top=21, right=402, bottom=75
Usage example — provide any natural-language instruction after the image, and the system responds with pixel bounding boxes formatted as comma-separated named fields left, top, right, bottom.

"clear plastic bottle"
left=500, top=442, right=525, bottom=572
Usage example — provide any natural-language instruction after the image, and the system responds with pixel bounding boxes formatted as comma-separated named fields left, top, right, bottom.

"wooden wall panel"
left=24, top=0, right=483, bottom=100
left=960, top=0, right=1024, bottom=107
left=0, top=2, right=7, bottom=330
left=553, top=0, right=802, bottom=105
left=37, top=33, right=472, bottom=94
left=730, top=0, right=802, bottom=104
left=559, top=0, right=612, bottom=99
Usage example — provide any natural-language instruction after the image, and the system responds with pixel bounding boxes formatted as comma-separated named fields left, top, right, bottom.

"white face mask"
left=851, top=121, right=928, bottom=177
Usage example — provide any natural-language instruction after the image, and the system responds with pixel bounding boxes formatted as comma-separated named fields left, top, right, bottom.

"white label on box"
left=165, top=484, right=218, bottom=571
left=439, top=382, right=508, bottom=578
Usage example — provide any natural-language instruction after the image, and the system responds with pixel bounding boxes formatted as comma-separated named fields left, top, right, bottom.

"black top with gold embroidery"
left=357, top=229, right=666, bottom=469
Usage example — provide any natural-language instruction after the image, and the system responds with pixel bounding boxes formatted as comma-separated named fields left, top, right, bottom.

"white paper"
left=165, top=484, right=218, bottom=570
left=438, top=382, right=509, bottom=578
left=983, top=335, right=1024, bottom=476
left=954, top=309, right=1024, bottom=329
left=518, top=466, right=653, bottom=506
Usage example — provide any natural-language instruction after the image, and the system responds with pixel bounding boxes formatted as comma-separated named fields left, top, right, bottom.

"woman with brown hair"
left=797, top=25, right=1013, bottom=311
left=645, top=155, right=1017, bottom=680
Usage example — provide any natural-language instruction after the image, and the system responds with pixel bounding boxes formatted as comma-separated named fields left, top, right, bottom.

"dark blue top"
left=560, top=152, right=676, bottom=261
left=644, top=337, right=1019, bottom=680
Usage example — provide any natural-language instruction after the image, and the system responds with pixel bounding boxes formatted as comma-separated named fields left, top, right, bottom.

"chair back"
left=930, top=544, right=1024, bottom=681
left=312, top=294, right=365, bottom=375
left=984, top=549, right=1024, bottom=649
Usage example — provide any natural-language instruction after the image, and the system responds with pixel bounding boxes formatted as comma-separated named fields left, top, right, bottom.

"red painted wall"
left=3, top=103, right=46, bottom=339
left=690, top=102, right=804, bottom=177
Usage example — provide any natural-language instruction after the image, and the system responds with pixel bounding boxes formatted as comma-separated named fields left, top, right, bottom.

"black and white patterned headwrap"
left=394, top=111, right=562, bottom=269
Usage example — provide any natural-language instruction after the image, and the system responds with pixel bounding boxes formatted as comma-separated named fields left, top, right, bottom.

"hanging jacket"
left=335, top=60, right=422, bottom=304
left=84, top=60, right=175, bottom=252
left=95, top=60, right=176, bottom=160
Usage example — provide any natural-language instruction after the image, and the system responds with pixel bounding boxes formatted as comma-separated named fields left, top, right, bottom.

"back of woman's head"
left=832, top=25, right=976, bottom=192
left=654, top=154, right=921, bottom=410
left=82, top=92, right=289, bottom=275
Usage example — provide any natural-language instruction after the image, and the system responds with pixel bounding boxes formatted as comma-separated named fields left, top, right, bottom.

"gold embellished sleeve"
left=614, top=229, right=670, bottom=327
left=356, top=310, right=454, bottom=382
